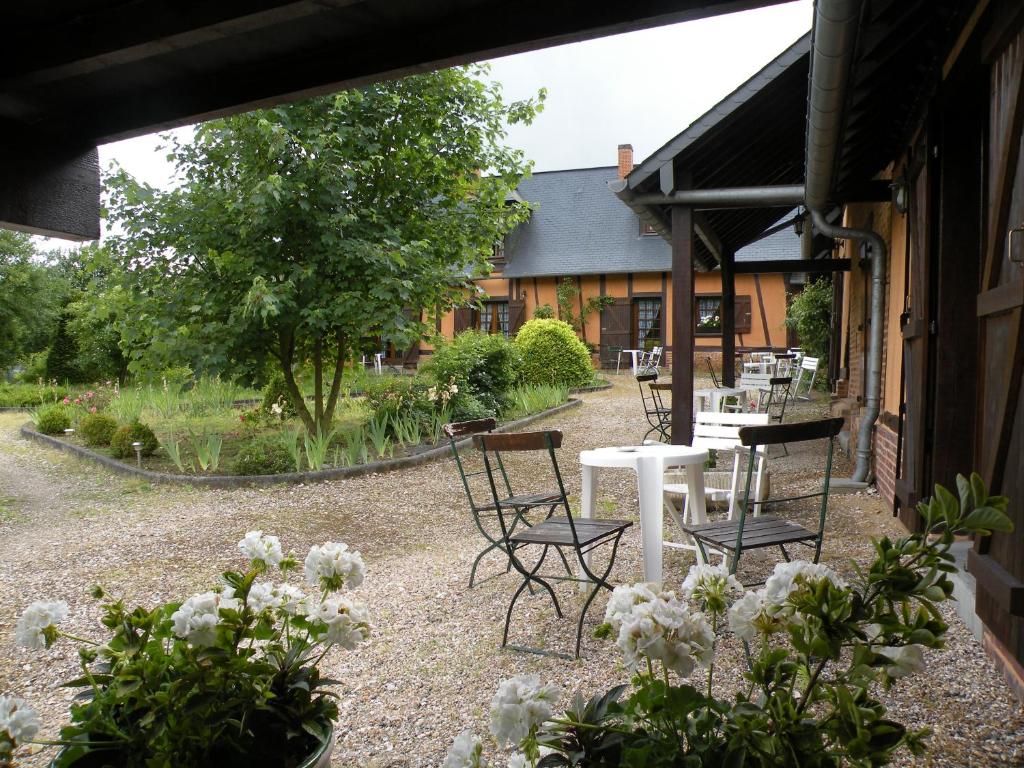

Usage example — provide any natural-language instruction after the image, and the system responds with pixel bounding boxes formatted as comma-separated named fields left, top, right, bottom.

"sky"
left=40, top=0, right=812, bottom=246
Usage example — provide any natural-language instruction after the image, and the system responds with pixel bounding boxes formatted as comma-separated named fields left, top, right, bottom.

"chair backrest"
left=801, top=355, right=820, bottom=371
left=443, top=418, right=497, bottom=439
left=739, top=373, right=773, bottom=389
left=692, top=411, right=770, bottom=451
left=444, top=418, right=505, bottom=514
left=760, top=376, right=792, bottom=422
left=738, top=417, right=843, bottom=448
left=705, top=357, right=721, bottom=388
left=472, top=430, right=563, bottom=452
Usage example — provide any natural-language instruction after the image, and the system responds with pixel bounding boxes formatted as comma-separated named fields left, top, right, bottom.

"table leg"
left=685, top=458, right=708, bottom=565
left=579, top=465, right=598, bottom=589
left=635, top=457, right=664, bottom=586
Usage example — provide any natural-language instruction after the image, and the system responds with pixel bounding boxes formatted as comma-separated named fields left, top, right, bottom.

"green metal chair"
left=444, top=419, right=570, bottom=588
left=474, top=430, right=633, bottom=658
left=637, top=373, right=671, bottom=442
left=683, top=417, right=844, bottom=581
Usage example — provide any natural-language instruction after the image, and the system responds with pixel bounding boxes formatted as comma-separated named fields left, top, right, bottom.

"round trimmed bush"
left=513, top=319, right=593, bottom=388
left=261, top=371, right=298, bottom=419
left=79, top=413, right=119, bottom=447
left=424, top=330, right=522, bottom=415
left=35, top=405, right=71, bottom=435
left=110, top=421, right=159, bottom=459
left=233, top=438, right=294, bottom=476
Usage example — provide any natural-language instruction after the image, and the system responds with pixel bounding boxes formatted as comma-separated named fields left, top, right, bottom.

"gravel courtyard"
left=1, top=378, right=1021, bottom=766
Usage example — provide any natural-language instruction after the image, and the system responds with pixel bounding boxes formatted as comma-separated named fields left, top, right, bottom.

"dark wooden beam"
left=732, top=258, right=852, bottom=274
left=671, top=205, right=695, bottom=445
left=721, top=250, right=736, bottom=387
left=834, top=178, right=894, bottom=204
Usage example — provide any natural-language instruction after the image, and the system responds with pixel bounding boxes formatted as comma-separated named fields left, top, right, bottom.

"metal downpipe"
left=811, top=209, right=884, bottom=482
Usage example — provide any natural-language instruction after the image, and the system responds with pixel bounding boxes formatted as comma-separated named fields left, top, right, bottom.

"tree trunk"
left=320, top=329, right=347, bottom=430
left=313, top=336, right=324, bottom=427
left=279, top=329, right=316, bottom=434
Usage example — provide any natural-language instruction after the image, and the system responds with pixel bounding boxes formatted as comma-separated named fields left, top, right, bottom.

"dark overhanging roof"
left=618, top=31, right=812, bottom=270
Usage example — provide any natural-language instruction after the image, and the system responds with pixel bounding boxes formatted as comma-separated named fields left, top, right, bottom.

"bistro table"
left=693, top=386, right=746, bottom=412
left=623, top=348, right=646, bottom=374
left=579, top=442, right=709, bottom=586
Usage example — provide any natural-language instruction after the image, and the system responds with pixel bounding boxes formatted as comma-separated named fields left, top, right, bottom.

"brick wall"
left=874, top=417, right=899, bottom=506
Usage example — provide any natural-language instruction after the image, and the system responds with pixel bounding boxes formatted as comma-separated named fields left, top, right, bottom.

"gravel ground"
left=1, top=378, right=1021, bottom=766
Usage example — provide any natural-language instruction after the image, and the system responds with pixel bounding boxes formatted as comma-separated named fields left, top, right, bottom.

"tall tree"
left=106, top=66, right=542, bottom=433
left=0, top=231, right=63, bottom=372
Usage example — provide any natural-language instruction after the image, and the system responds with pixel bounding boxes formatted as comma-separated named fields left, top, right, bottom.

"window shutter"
left=454, top=307, right=473, bottom=334
left=735, top=295, right=752, bottom=334
left=508, top=300, right=526, bottom=335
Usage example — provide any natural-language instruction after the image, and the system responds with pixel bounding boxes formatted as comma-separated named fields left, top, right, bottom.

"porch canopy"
left=612, top=32, right=850, bottom=443
left=0, top=0, right=786, bottom=241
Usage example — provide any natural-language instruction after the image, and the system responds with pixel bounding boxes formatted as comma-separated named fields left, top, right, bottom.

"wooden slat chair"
left=792, top=355, right=820, bottom=400
left=723, top=372, right=773, bottom=413
left=660, top=412, right=770, bottom=557
left=444, top=419, right=571, bottom=588
left=637, top=373, right=672, bottom=441
left=682, top=417, right=844, bottom=580
left=474, top=430, right=633, bottom=658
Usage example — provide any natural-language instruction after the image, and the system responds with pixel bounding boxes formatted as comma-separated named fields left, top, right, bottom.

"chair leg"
left=575, top=533, right=623, bottom=658
left=502, top=545, right=561, bottom=649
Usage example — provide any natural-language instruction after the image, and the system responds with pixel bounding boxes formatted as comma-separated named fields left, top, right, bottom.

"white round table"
left=579, top=443, right=708, bottom=586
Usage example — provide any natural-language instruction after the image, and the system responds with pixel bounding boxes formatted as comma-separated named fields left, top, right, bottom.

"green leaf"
left=962, top=506, right=1014, bottom=534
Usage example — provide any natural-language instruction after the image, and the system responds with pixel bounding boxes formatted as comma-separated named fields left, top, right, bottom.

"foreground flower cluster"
left=450, top=473, right=1012, bottom=768
left=3, top=531, right=370, bottom=767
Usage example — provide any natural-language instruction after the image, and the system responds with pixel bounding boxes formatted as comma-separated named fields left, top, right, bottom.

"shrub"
left=45, top=313, right=83, bottom=384
left=79, top=413, right=119, bottom=446
left=35, top=405, right=71, bottom=435
left=513, top=319, right=593, bottom=388
left=0, top=382, right=69, bottom=407
left=261, top=371, right=298, bottom=418
left=423, top=330, right=521, bottom=414
left=785, top=277, right=833, bottom=360
left=234, top=438, right=295, bottom=476
left=450, top=393, right=495, bottom=422
left=532, top=304, right=555, bottom=319
left=110, top=421, right=159, bottom=458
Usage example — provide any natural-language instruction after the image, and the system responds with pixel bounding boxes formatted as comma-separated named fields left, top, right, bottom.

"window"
left=476, top=301, right=510, bottom=338
left=490, top=241, right=506, bottom=270
left=696, top=295, right=722, bottom=335
left=640, top=219, right=658, bottom=236
left=633, top=298, right=662, bottom=349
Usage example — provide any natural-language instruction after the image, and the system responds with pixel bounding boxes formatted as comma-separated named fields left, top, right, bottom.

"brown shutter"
left=735, top=295, right=752, bottom=334
left=508, top=299, right=526, bottom=335
left=454, top=307, right=473, bottom=334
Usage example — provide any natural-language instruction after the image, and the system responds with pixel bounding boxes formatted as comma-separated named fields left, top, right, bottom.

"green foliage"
left=786, top=277, right=833, bottom=360
left=233, top=438, right=295, bottom=476
left=45, top=313, right=83, bottom=384
left=104, top=66, right=544, bottom=436
left=450, top=393, right=494, bottom=422
left=79, top=413, right=119, bottom=447
left=110, top=421, right=159, bottom=459
left=532, top=304, right=555, bottom=319
left=0, top=382, right=69, bottom=407
left=513, top=319, right=594, bottom=388
left=189, top=432, right=224, bottom=473
left=0, top=231, right=63, bottom=371
left=161, top=436, right=190, bottom=473
left=260, top=371, right=298, bottom=418
left=423, top=330, right=522, bottom=415
left=303, top=426, right=337, bottom=471
left=35, top=404, right=71, bottom=435
left=508, top=472, right=1014, bottom=768
left=554, top=276, right=614, bottom=344
left=283, top=427, right=304, bottom=472
left=501, top=384, right=569, bottom=421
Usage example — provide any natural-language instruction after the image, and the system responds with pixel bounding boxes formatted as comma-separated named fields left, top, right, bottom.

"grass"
left=0, top=495, right=19, bottom=523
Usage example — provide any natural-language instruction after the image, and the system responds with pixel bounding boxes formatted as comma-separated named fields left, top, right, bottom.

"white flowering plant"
left=453, top=473, right=1012, bottom=767
left=7, top=531, right=369, bottom=767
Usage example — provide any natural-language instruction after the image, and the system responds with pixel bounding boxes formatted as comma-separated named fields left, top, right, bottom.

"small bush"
left=785, top=277, right=833, bottom=361
left=233, top=438, right=294, bottom=476
left=0, top=383, right=70, bottom=407
left=79, top=413, right=119, bottom=446
left=110, top=421, right=159, bottom=459
left=423, top=330, right=522, bottom=415
left=36, top=405, right=71, bottom=435
left=261, top=371, right=298, bottom=418
left=513, top=319, right=593, bottom=388
left=450, top=393, right=495, bottom=422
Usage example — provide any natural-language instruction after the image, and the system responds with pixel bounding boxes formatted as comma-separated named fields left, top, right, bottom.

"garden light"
left=132, top=441, right=143, bottom=468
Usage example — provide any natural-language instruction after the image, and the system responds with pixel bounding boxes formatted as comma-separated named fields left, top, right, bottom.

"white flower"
left=727, top=590, right=782, bottom=641
left=306, top=596, right=371, bottom=649
left=238, top=530, right=283, bottom=567
left=615, top=596, right=714, bottom=676
left=275, top=583, right=307, bottom=615
left=15, top=600, right=69, bottom=650
left=604, top=583, right=659, bottom=624
left=443, top=730, right=486, bottom=768
left=0, top=695, right=40, bottom=755
left=489, top=674, right=561, bottom=746
left=762, top=561, right=846, bottom=608
left=681, top=563, right=743, bottom=613
left=507, top=754, right=528, bottom=768
left=875, top=644, right=925, bottom=679
left=304, top=542, right=365, bottom=592
left=171, top=591, right=238, bottom=647
left=247, top=582, right=283, bottom=613
left=270, top=402, right=283, bottom=416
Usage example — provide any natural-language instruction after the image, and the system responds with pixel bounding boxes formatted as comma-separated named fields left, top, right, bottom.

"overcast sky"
left=41, top=0, right=812, bottom=246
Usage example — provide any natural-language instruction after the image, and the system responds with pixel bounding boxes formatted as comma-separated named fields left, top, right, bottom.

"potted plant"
left=6, top=532, right=370, bottom=767
left=448, top=473, right=1012, bottom=767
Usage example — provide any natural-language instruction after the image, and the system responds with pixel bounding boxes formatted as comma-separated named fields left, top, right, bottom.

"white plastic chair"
left=638, top=346, right=663, bottom=375
left=792, top=355, right=820, bottom=400
left=659, top=412, right=770, bottom=557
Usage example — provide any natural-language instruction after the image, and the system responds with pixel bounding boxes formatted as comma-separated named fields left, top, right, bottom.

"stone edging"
left=569, top=379, right=613, bottom=393
left=19, top=398, right=583, bottom=488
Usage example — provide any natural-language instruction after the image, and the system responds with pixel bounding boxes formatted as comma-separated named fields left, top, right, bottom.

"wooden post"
left=721, top=249, right=736, bottom=387
left=671, top=205, right=695, bottom=445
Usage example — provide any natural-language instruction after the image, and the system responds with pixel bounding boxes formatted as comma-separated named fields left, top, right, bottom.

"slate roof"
left=500, top=168, right=798, bottom=278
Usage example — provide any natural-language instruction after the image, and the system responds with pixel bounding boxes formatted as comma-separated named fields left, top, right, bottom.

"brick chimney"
left=617, top=143, right=634, bottom=179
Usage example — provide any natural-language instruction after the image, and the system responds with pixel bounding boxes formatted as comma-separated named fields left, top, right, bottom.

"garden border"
left=19, top=398, right=583, bottom=488
left=569, top=378, right=612, bottom=394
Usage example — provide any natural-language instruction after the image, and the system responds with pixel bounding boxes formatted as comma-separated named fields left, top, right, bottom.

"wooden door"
left=895, top=140, right=933, bottom=526
left=969, top=23, right=1024, bottom=668
left=508, top=299, right=525, bottom=337
left=599, top=298, right=631, bottom=369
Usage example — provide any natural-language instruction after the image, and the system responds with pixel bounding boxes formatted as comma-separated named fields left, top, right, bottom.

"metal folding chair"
left=756, top=376, right=793, bottom=423
left=637, top=373, right=671, bottom=442
left=705, top=356, right=721, bottom=388
left=683, top=417, right=844, bottom=581
left=474, top=430, right=633, bottom=658
left=444, top=419, right=570, bottom=588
